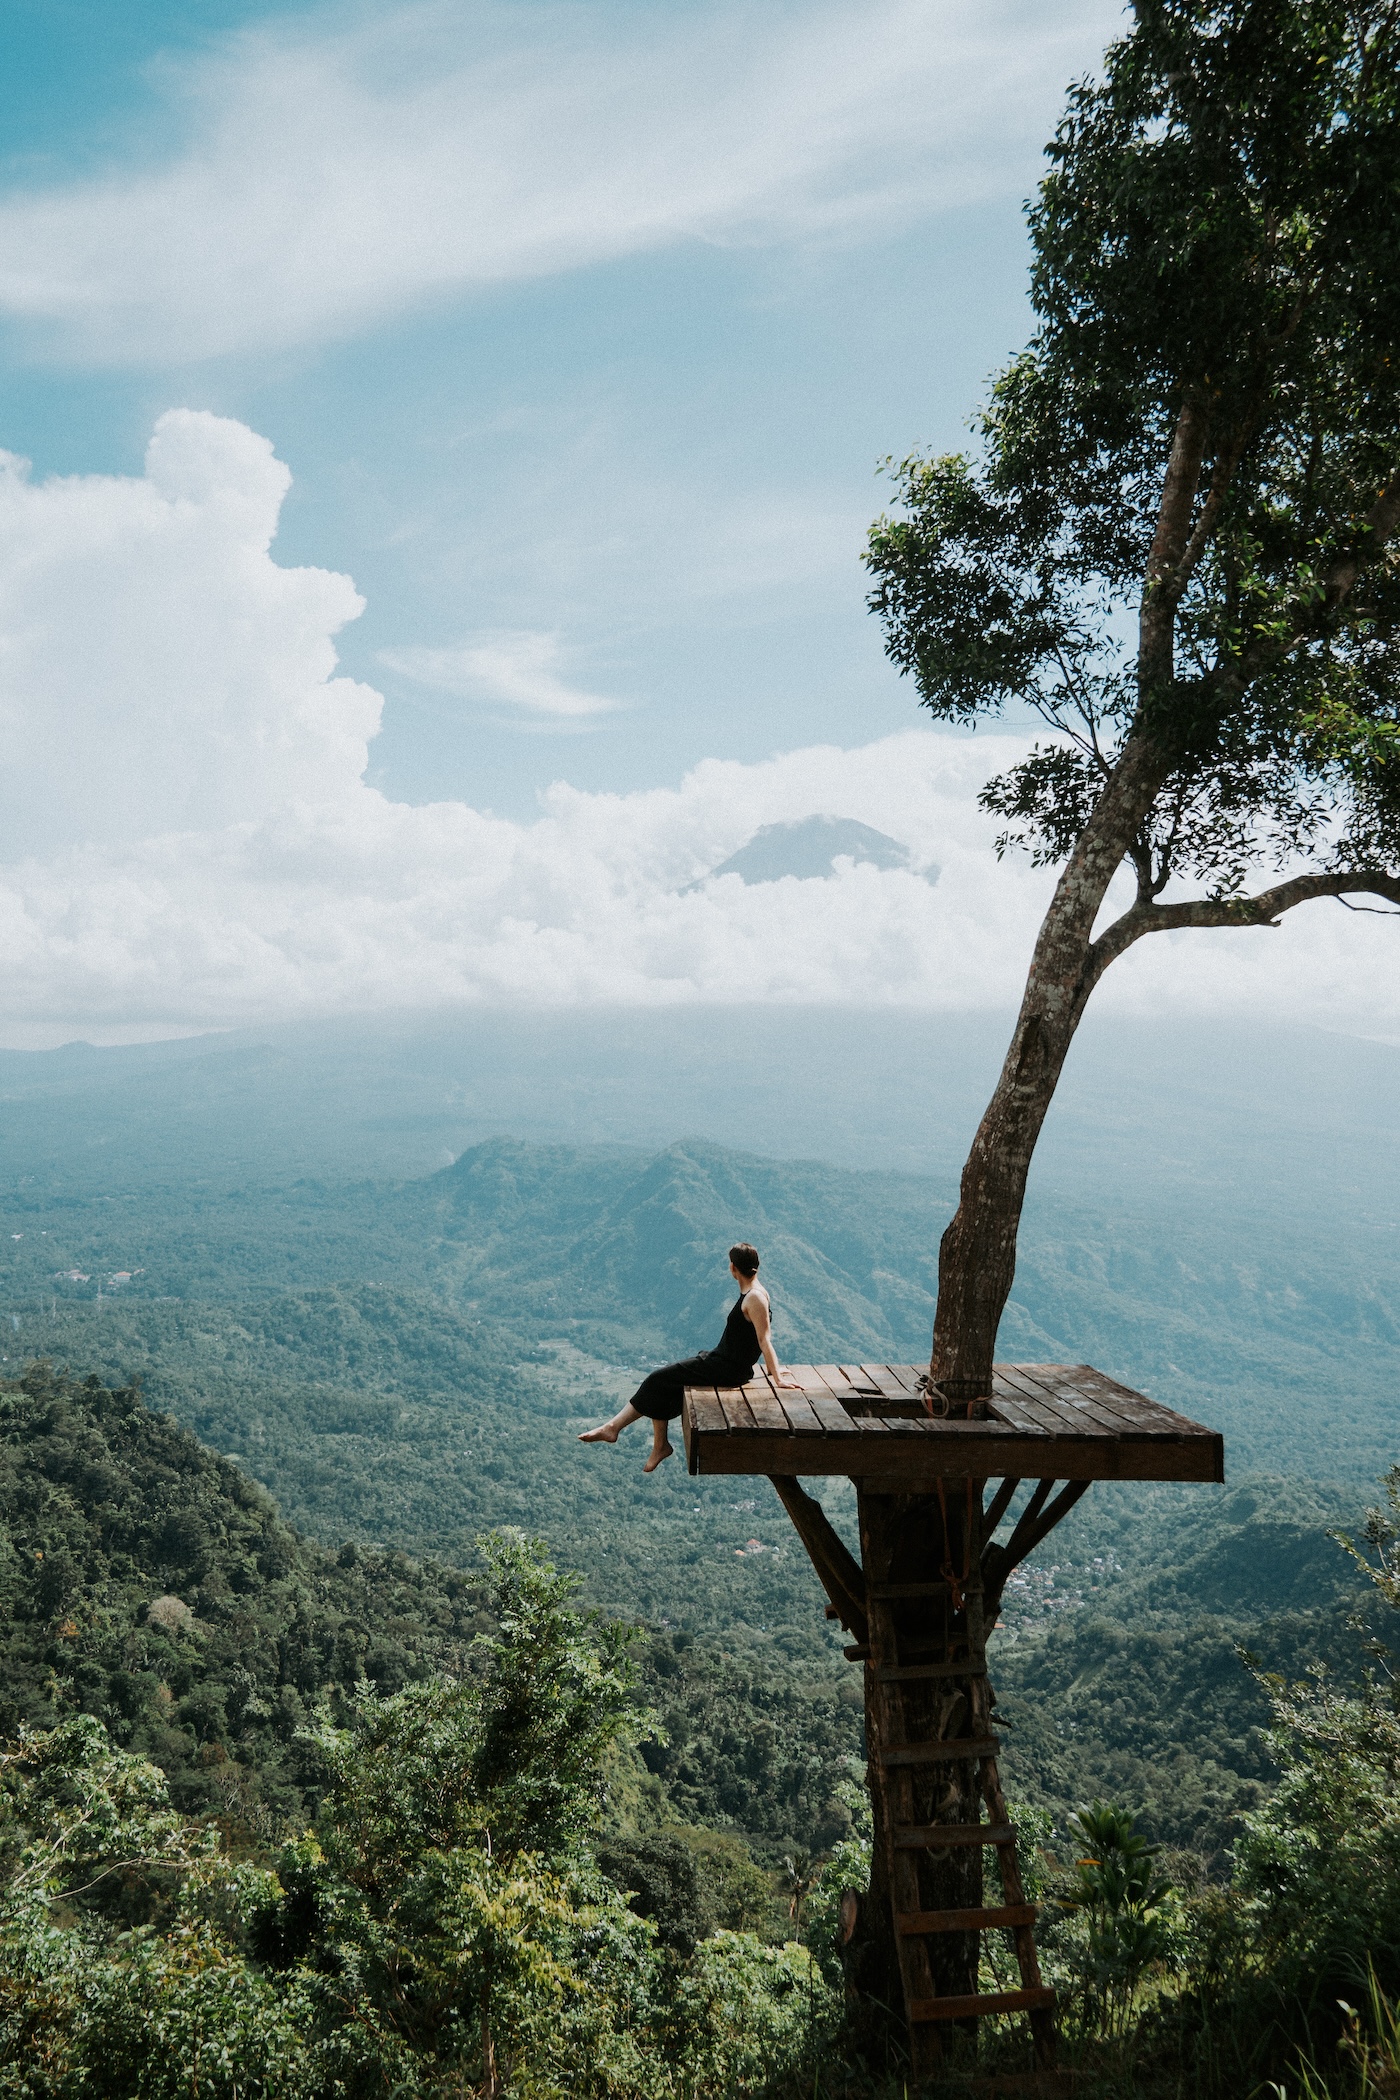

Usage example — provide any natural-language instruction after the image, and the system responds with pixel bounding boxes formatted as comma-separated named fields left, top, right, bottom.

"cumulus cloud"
left=0, top=408, right=1397, bottom=1047
left=0, top=412, right=378, bottom=856
left=0, top=0, right=1122, bottom=364
left=379, top=632, right=619, bottom=720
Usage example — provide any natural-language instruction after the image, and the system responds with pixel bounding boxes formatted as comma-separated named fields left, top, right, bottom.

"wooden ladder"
left=864, top=1573, right=1055, bottom=2079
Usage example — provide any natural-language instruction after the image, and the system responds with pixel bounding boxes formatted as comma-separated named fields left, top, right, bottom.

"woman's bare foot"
left=643, top=1439, right=674, bottom=1473
left=579, top=1402, right=641, bottom=1447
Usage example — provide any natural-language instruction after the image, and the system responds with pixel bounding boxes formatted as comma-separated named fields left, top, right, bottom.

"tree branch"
left=1325, top=468, right=1400, bottom=613
left=1140, top=397, right=1211, bottom=683
left=1084, top=869, right=1400, bottom=997
left=1168, top=420, right=1253, bottom=604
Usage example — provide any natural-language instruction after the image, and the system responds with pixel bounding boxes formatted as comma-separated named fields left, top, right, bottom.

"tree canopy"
left=869, top=0, right=1400, bottom=937
left=865, top=0, right=1400, bottom=1392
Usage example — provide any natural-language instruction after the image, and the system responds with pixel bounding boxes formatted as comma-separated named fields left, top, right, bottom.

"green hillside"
left=6, top=1127, right=1398, bottom=1485
left=0, top=1361, right=492, bottom=1828
left=0, top=1362, right=871, bottom=1865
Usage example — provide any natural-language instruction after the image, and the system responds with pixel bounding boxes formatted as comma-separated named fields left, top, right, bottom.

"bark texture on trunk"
left=930, top=733, right=1174, bottom=1396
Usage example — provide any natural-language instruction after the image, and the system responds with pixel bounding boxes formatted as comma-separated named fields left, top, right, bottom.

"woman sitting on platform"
left=579, top=1242, right=799, bottom=1472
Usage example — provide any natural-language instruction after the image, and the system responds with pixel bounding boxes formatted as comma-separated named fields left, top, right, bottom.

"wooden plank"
left=811, top=1365, right=858, bottom=1400
left=715, top=1388, right=758, bottom=1432
left=857, top=1363, right=917, bottom=1397
left=894, top=1822, right=1013, bottom=1850
left=806, top=1394, right=861, bottom=1436
left=1023, top=1362, right=1217, bottom=1442
left=686, top=1391, right=727, bottom=1435
left=787, top=1368, right=840, bottom=1394
left=878, top=1737, right=1000, bottom=1767
left=743, top=1387, right=794, bottom=1433
left=1042, top=1364, right=1150, bottom=1431
left=986, top=1387, right=1058, bottom=1436
left=776, top=1391, right=827, bottom=1436
left=909, top=1988, right=1055, bottom=2024
left=899, top=1904, right=1036, bottom=1936
left=1006, top=1365, right=1126, bottom=1437
left=1073, top=1365, right=1211, bottom=1431
left=682, top=1389, right=723, bottom=1475
left=876, top=1363, right=921, bottom=1396
left=685, top=1422, right=1222, bottom=1481
left=993, top=1367, right=1087, bottom=1433
left=875, top=1660, right=988, bottom=1684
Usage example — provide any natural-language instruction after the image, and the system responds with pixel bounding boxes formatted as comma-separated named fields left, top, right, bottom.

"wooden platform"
left=682, top=1363, right=1223, bottom=1483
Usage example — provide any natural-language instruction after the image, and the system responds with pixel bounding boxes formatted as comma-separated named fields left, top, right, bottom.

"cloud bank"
left=0, top=0, right=1122, bottom=364
left=0, top=410, right=1396, bottom=1048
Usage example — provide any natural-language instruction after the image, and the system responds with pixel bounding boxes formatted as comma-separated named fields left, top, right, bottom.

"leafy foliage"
left=0, top=1530, right=839, bottom=2100
left=868, top=0, right=1400, bottom=908
left=0, top=1362, right=494, bottom=1831
left=1051, top=1804, right=1178, bottom=2037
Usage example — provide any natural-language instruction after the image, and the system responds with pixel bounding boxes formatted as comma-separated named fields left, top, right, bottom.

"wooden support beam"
left=1003, top=1478, right=1055, bottom=1558
left=899, top=1903, right=1037, bottom=1935
left=875, top=1661, right=988, bottom=1684
left=869, top=1580, right=951, bottom=1600
left=767, top=1475, right=867, bottom=1639
left=1009, top=1478, right=1092, bottom=1565
left=981, top=1475, right=1021, bottom=1540
left=894, top=1822, right=1014, bottom=1849
left=983, top=1479, right=1094, bottom=1612
left=910, top=1988, right=1056, bottom=2024
left=877, top=1737, right=1000, bottom=1767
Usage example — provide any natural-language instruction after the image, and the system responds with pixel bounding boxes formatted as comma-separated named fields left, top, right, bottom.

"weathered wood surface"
left=681, top=1362, right=1223, bottom=1483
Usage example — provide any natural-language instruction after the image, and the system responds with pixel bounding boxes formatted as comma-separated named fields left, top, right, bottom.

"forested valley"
left=1, top=1006, right=1398, bottom=2095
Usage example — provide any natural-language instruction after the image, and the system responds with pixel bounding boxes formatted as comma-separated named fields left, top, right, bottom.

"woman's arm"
left=746, top=1292, right=800, bottom=1389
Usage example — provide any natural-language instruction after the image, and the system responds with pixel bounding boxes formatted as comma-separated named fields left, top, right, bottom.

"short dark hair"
left=729, top=1243, right=760, bottom=1278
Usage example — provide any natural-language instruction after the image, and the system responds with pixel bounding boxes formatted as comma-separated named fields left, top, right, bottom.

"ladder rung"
left=878, top=1736, right=999, bottom=1767
left=909, top=1987, right=1055, bottom=2024
left=869, top=1581, right=950, bottom=1599
left=898, top=1902, right=1036, bottom=1935
left=893, top=1822, right=1014, bottom=1849
left=875, top=1660, right=985, bottom=1683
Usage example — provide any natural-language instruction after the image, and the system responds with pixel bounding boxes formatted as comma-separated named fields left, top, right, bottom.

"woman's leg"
left=579, top=1357, right=706, bottom=1454
left=578, top=1401, right=642, bottom=1444
left=642, top=1411, right=675, bottom=1478
left=643, top=1415, right=673, bottom=1472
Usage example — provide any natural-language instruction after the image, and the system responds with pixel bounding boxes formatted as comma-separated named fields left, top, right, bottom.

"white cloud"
left=0, top=0, right=1123, bottom=364
left=0, top=407, right=1397, bottom=1047
left=379, top=632, right=619, bottom=719
left=0, top=412, right=378, bottom=857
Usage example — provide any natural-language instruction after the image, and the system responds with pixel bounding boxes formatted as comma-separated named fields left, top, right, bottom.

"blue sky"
left=3, top=0, right=1389, bottom=1047
left=0, top=0, right=1116, bottom=815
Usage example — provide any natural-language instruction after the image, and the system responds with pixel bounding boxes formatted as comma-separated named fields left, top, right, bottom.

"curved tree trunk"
left=930, top=734, right=1173, bottom=1400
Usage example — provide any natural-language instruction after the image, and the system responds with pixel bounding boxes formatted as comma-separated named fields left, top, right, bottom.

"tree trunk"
left=930, top=733, right=1173, bottom=1398
left=841, top=1483, right=989, bottom=2069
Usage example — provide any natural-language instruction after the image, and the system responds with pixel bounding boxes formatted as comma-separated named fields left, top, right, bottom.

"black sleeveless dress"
left=628, top=1290, right=765, bottom=1422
